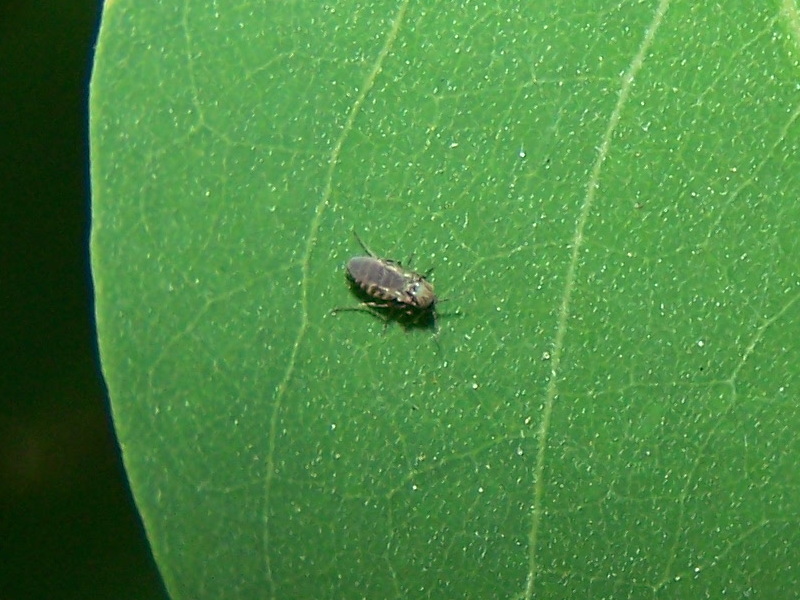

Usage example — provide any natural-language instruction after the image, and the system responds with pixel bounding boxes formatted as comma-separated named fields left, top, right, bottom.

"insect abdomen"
left=347, top=256, right=407, bottom=301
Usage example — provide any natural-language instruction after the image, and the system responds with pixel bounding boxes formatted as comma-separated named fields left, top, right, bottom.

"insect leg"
left=330, top=302, right=396, bottom=320
left=331, top=301, right=395, bottom=312
left=331, top=302, right=397, bottom=330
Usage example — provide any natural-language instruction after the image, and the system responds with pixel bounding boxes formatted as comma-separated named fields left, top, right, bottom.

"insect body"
left=333, top=231, right=439, bottom=328
left=347, top=256, right=436, bottom=309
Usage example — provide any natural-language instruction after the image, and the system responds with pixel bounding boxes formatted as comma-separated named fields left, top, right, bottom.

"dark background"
left=1, top=2, right=168, bottom=598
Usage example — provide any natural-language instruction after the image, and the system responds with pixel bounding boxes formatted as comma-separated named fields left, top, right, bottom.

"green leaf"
left=90, top=1, right=800, bottom=598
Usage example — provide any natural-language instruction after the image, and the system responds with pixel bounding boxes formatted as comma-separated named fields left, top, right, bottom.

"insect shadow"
left=331, top=230, right=451, bottom=334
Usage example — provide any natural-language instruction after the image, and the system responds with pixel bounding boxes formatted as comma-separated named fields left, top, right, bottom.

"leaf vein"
left=259, top=1, right=411, bottom=593
left=522, top=1, right=672, bottom=597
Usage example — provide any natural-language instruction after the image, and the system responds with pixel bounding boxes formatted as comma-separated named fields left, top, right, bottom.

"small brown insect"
left=332, top=231, right=440, bottom=329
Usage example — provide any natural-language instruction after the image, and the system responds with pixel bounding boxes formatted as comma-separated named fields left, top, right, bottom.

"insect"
left=332, top=230, right=440, bottom=329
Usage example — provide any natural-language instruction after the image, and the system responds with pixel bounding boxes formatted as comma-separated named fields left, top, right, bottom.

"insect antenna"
left=351, top=229, right=377, bottom=257
left=431, top=297, right=462, bottom=321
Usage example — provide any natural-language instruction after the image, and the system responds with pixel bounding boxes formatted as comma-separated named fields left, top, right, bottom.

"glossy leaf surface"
left=91, top=1, right=800, bottom=598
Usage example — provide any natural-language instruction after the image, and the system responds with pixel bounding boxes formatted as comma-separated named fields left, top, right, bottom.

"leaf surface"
left=91, top=1, right=800, bottom=598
